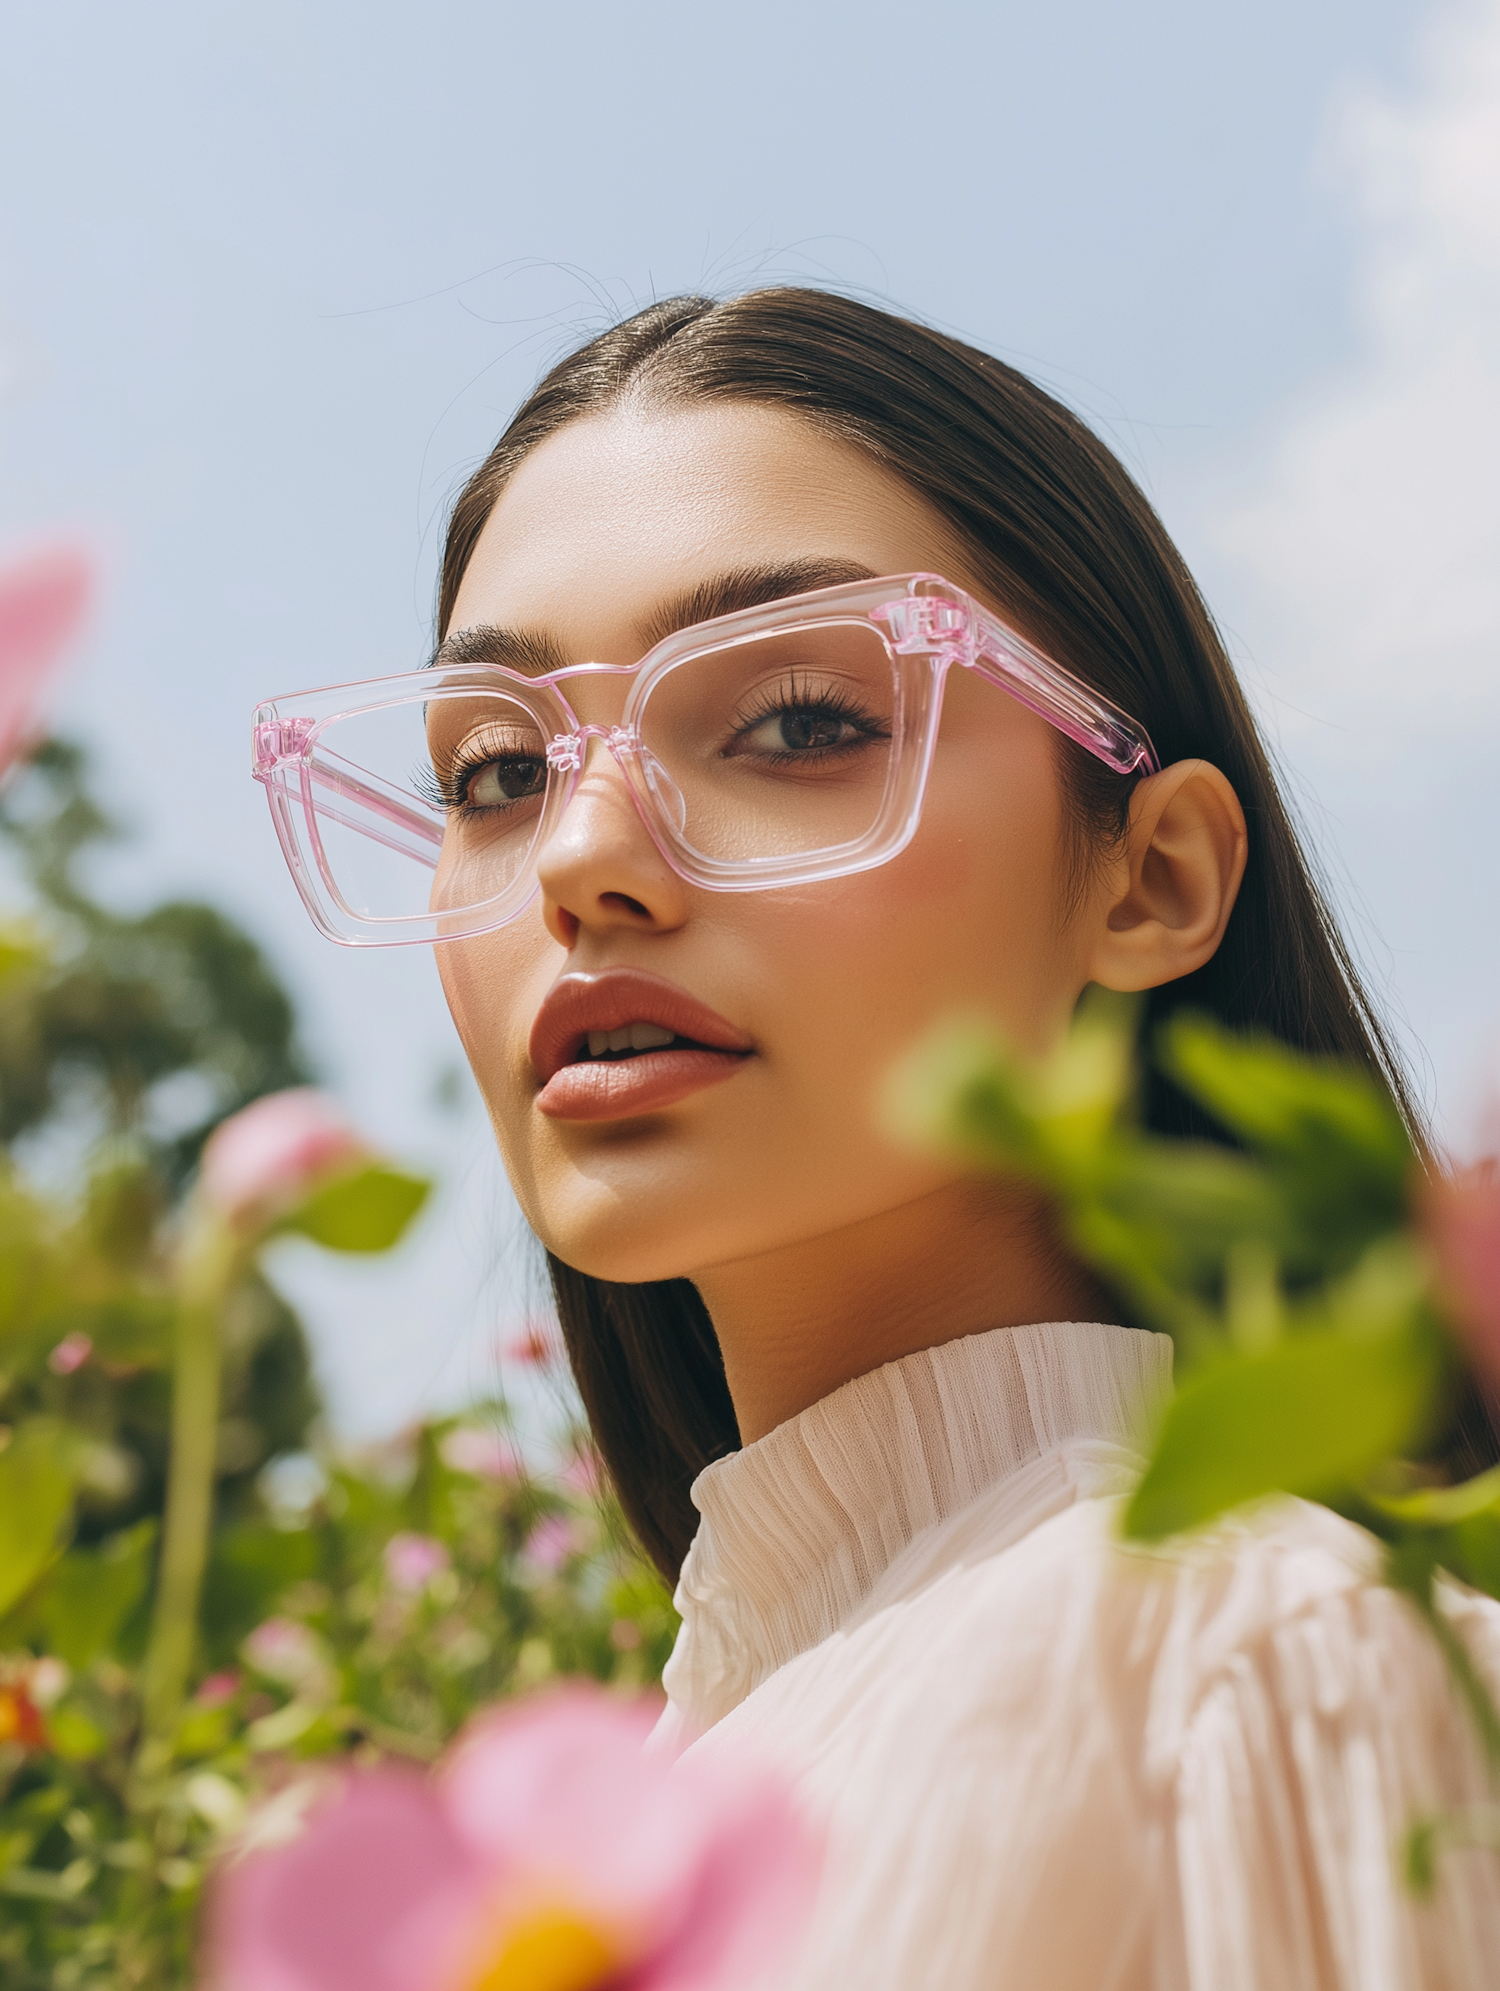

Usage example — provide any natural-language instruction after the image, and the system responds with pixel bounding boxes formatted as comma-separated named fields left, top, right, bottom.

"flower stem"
left=137, top=1225, right=239, bottom=1774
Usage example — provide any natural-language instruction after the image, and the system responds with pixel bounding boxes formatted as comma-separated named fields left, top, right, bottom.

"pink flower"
left=0, top=542, right=92, bottom=776
left=46, top=1331, right=92, bottom=1376
left=207, top=1685, right=817, bottom=1991
left=560, top=1449, right=602, bottom=1497
left=384, top=1532, right=451, bottom=1593
left=199, top=1089, right=374, bottom=1236
left=243, top=1618, right=333, bottom=1700
left=503, top=1319, right=563, bottom=1369
left=1426, top=1159, right=1500, bottom=1383
left=523, top=1515, right=578, bottom=1574
left=195, top=1670, right=243, bottom=1709
left=440, top=1426, right=525, bottom=1482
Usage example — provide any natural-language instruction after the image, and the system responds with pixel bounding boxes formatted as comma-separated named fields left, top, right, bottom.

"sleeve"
left=1159, top=1547, right=1500, bottom=1991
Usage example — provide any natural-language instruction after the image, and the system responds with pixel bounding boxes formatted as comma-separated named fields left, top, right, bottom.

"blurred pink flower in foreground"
left=47, top=1331, right=93, bottom=1376
left=243, top=1619, right=332, bottom=1699
left=195, top=1670, right=242, bottom=1710
left=504, top=1319, right=563, bottom=1369
left=523, top=1515, right=579, bottom=1574
left=561, top=1448, right=601, bottom=1497
left=199, top=1089, right=373, bottom=1237
left=384, top=1532, right=451, bottom=1593
left=0, top=541, right=92, bottom=775
left=1425, top=1159, right=1500, bottom=1384
left=441, top=1425, right=526, bottom=1482
left=208, top=1684, right=816, bottom=1991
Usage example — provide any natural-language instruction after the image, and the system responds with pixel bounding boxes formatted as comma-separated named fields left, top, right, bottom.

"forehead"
left=447, top=399, right=969, bottom=662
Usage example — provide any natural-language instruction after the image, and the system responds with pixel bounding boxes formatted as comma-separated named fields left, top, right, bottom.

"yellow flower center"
left=464, top=1906, right=621, bottom=1991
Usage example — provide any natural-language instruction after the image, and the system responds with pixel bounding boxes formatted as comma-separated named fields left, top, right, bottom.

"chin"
left=515, top=1172, right=708, bottom=1286
left=535, top=1224, right=702, bottom=1287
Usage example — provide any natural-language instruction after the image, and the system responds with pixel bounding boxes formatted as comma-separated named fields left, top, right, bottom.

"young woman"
left=254, top=290, right=1500, bottom=1988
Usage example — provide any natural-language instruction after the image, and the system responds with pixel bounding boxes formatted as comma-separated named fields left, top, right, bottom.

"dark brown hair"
left=439, top=288, right=1462, bottom=1581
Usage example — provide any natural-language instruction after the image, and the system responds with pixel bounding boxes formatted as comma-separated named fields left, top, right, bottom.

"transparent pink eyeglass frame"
left=251, top=571, right=1159, bottom=948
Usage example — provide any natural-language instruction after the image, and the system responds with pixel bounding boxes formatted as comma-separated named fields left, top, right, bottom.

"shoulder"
left=692, top=1490, right=1500, bottom=1990
left=708, top=1477, right=1500, bottom=1836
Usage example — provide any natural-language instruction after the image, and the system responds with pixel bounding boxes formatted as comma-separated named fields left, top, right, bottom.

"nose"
left=534, top=733, right=691, bottom=949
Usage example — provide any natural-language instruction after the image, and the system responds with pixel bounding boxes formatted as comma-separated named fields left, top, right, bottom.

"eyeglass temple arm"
left=969, top=608, right=1160, bottom=777
left=256, top=745, right=445, bottom=865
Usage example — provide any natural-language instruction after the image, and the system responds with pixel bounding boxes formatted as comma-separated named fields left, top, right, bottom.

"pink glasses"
left=251, top=571, right=1158, bottom=948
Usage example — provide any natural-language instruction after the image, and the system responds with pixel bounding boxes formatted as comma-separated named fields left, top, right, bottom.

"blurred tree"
left=0, top=739, right=308, bottom=1183
left=0, top=738, right=321, bottom=1551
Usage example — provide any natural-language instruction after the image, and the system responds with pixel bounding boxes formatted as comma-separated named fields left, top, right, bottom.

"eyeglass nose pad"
left=640, top=750, right=687, bottom=836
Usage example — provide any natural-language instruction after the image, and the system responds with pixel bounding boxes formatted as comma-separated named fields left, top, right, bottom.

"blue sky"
left=3, top=0, right=1496, bottom=1434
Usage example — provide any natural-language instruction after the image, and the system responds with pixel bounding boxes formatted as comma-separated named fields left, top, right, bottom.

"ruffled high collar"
left=663, top=1320, right=1172, bottom=1729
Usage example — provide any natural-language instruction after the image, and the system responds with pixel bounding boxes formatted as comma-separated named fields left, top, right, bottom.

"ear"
left=1084, top=759, right=1248, bottom=992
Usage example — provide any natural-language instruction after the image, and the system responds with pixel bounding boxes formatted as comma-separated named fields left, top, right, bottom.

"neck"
left=692, top=1178, right=1109, bottom=1444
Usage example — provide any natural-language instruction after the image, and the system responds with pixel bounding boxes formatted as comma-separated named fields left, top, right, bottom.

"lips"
left=529, top=968, right=754, bottom=1122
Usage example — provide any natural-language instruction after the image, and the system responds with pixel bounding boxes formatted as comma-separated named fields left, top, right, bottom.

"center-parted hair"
left=438, top=289, right=1469, bottom=1581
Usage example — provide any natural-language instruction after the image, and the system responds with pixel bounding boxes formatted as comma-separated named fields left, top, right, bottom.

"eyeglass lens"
left=298, top=619, right=901, bottom=924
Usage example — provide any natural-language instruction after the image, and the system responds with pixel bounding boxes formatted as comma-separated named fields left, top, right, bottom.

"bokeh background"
left=2, top=0, right=1496, bottom=1438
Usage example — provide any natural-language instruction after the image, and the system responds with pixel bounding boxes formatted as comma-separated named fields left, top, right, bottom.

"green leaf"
left=201, top=1520, right=321, bottom=1664
left=1160, top=1015, right=1412, bottom=1168
left=883, top=994, right=1139, bottom=1190
left=1158, top=1017, right=1414, bottom=1270
left=1076, top=1143, right=1291, bottom=1292
left=38, top=1520, right=156, bottom=1668
left=0, top=1420, right=78, bottom=1617
left=883, top=1019, right=1050, bottom=1178
left=1368, top=1462, right=1500, bottom=1531
left=45, top=1706, right=106, bottom=1762
left=280, top=1165, right=429, bottom=1254
left=1444, top=1513, right=1500, bottom=1602
left=1124, top=1322, right=1445, bottom=1541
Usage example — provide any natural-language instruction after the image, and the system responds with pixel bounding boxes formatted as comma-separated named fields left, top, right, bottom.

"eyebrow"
left=425, top=624, right=569, bottom=675
left=428, top=556, right=879, bottom=675
left=634, top=557, right=878, bottom=652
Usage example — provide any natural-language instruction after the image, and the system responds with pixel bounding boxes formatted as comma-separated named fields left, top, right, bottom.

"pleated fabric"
left=656, top=1322, right=1500, bottom=1990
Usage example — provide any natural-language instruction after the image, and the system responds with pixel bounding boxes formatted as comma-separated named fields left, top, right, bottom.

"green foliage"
left=0, top=1417, right=676, bottom=1988
left=0, top=1421, right=78, bottom=1618
left=0, top=741, right=308, bottom=1180
left=892, top=994, right=1419, bottom=1357
left=892, top=995, right=1461, bottom=1534
left=1127, top=1314, right=1445, bottom=1539
left=36, top=1522, right=157, bottom=1671
left=894, top=989, right=1500, bottom=1882
left=281, top=1164, right=430, bottom=1253
left=0, top=737, right=676, bottom=1985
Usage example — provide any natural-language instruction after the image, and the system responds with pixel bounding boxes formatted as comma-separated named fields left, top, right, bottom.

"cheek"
left=807, top=735, right=1076, bottom=1057
left=435, top=923, right=555, bottom=1153
left=725, top=739, right=1076, bottom=1148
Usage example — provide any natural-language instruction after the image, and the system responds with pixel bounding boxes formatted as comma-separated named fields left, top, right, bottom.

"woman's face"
left=438, top=399, right=1102, bottom=1285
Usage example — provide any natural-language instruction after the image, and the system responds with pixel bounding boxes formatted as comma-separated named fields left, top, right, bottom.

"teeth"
left=585, top=1022, right=678, bottom=1058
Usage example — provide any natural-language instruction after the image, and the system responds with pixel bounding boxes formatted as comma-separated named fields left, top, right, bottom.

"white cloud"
left=1216, top=0, right=1500, bottom=743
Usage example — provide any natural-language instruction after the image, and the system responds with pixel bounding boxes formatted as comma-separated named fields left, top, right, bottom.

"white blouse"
left=656, top=1322, right=1500, bottom=1990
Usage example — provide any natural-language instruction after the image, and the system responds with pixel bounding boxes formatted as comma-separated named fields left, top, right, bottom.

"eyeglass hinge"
left=253, top=717, right=314, bottom=773
left=872, top=596, right=971, bottom=655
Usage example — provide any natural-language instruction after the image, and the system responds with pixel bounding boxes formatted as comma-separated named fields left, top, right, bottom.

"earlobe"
left=1086, top=760, right=1249, bottom=993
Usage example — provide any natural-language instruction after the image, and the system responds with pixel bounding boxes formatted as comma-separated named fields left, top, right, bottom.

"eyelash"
left=414, top=741, right=544, bottom=813
left=728, top=675, right=891, bottom=760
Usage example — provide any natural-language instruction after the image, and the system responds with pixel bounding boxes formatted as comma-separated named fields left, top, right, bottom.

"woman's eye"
left=462, top=755, right=546, bottom=806
left=738, top=706, right=871, bottom=758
